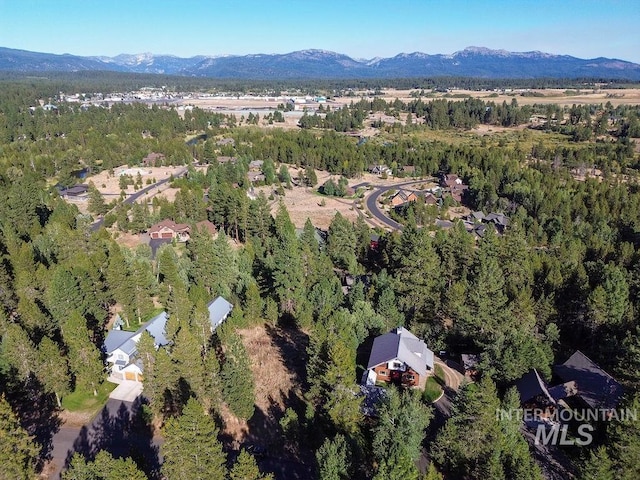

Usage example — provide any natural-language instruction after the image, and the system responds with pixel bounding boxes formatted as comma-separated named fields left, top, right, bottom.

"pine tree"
left=327, top=212, right=357, bottom=272
left=230, top=449, right=273, bottom=480
left=0, top=395, right=38, bottom=480
left=580, top=446, right=614, bottom=480
left=316, top=434, right=350, bottom=480
left=62, top=311, right=104, bottom=396
left=221, top=333, right=255, bottom=420
left=36, top=336, right=70, bottom=407
left=87, top=183, right=107, bottom=216
left=373, top=389, right=432, bottom=471
left=161, top=398, right=227, bottom=480
left=63, top=450, right=148, bottom=480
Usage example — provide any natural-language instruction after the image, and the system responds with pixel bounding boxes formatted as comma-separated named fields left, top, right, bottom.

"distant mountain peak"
left=0, top=45, right=638, bottom=80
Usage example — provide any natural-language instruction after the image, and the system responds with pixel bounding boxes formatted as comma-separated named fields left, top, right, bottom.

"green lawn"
left=422, top=376, right=444, bottom=403
left=435, top=364, right=446, bottom=383
left=61, top=381, right=116, bottom=415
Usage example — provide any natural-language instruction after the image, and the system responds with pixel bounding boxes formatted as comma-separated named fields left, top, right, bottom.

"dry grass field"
left=254, top=167, right=427, bottom=229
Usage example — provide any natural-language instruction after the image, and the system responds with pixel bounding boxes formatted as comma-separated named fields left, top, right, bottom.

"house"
left=194, top=220, right=217, bottom=236
left=424, top=192, right=439, bottom=206
left=369, top=165, right=393, bottom=176
left=449, top=184, right=469, bottom=203
left=104, top=311, right=169, bottom=382
left=461, top=353, right=480, bottom=379
left=247, top=171, right=266, bottom=183
left=390, top=191, right=409, bottom=207
left=207, top=296, right=233, bottom=331
left=147, top=219, right=191, bottom=242
left=553, top=350, right=623, bottom=412
left=440, top=173, right=463, bottom=188
left=364, top=327, right=434, bottom=390
left=59, top=184, right=89, bottom=199
left=401, top=165, right=416, bottom=176
left=248, top=160, right=264, bottom=172
left=484, top=213, right=510, bottom=232
left=515, top=369, right=557, bottom=419
left=217, top=137, right=235, bottom=146
left=370, top=233, right=380, bottom=251
left=141, top=152, right=165, bottom=167
left=217, top=156, right=238, bottom=164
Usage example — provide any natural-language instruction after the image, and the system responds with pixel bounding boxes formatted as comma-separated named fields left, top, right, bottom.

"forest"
left=0, top=78, right=640, bottom=480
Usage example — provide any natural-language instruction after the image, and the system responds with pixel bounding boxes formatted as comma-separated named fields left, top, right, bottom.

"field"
left=255, top=168, right=425, bottom=229
left=181, top=88, right=640, bottom=114
left=219, top=324, right=308, bottom=456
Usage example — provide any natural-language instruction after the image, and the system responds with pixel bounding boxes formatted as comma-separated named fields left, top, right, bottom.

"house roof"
left=144, top=311, right=169, bottom=347
left=148, top=219, right=190, bottom=234
left=516, top=369, right=556, bottom=405
left=104, top=329, right=136, bottom=355
left=60, top=184, right=89, bottom=196
left=485, top=212, right=510, bottom=227
left=367, top=327, right=434, bottom=377
left=548, top=381, right=578, bottom=402
left=553, top=350, right=623, bottom=410
left=461, top=353, right=480, bottom=371
left=104, top=311, right=169, bottom=355
left=207, top=296, right=233, bottom=330
left=195, top=220, right=217, bottom=236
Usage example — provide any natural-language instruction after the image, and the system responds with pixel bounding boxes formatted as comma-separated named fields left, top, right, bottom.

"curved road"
left=89, top=167, right=188, bottom=232
left=364, top=179, right=435, bottom=231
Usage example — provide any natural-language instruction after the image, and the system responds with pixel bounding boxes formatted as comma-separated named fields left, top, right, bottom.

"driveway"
left=109, top=381, right=143, bottom=402
left=47, top=384, right=159, bottom=480
left=364, top=179, right=435, bottom=231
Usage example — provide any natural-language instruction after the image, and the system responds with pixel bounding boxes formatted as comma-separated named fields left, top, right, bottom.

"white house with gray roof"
left=364, top=327, right=434, bottom=390
left=207, top=296, right=233, bottom=331
left=104, top=311, right=169, bottom=382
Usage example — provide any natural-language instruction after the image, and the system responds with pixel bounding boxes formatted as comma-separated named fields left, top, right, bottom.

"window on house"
left=379, top=370, right=387, bottom=376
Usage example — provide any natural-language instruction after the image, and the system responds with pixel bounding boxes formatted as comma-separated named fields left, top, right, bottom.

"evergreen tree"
left=580, top=446, right=614, bottom=480
left=316, top=434, right=350, bottom=480
left=221, top=333, right=255, bottom=420
left=230, top=449, right=273, bottom=480
left=0, top=395, right=38, bottom=480
left=326, top=212, right=357, bottom=272
left=63, top=450, right=148, bottom=480
left=372, top=389, right=432, bottom=472
left=62, top=311, right=103, bottom=396
left=161, top=397, right=227, bottom=480
left=36, top=336, right=70, bottom=407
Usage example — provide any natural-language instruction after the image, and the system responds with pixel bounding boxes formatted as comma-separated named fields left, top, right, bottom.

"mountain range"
left=1, top=46, right=639, bottom=80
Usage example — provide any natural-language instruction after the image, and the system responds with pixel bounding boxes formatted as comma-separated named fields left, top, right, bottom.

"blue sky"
left=1, top=0, right=639, bottom=62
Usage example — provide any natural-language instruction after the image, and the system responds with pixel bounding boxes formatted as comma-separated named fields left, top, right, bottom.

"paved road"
left=89, top=167, right=188, bottom=232
left=48, top=387, right=160, bottom=479
left=364, top=179, right=434, bottom=231
left=433, top=358, right=465, bottom=419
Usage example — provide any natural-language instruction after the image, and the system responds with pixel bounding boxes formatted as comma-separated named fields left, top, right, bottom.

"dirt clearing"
left=219, top=324, right=307, bottom=451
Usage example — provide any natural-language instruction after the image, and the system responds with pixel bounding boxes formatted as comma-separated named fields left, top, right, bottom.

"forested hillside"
left=0, top=79, right=639, bottom=480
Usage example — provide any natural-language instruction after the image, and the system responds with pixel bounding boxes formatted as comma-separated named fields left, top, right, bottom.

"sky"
left=1, top=0, right=639, bottom=63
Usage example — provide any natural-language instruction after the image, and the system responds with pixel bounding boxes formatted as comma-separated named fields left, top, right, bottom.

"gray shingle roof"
left=104, top=310, right=169, bottom=355
left=553, top=351, right=623, bottom=410
left=367, top=327, right=434, bottom=377
left=208, top=296, right=233, bottom=330
left=145, top=311, right=169, bottom=346
left=516, top=369, right=555, bottom=405
left=104, top=330, right=136, bottom=355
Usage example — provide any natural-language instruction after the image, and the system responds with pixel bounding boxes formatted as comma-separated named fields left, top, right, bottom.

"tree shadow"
left=65, top=397, right=161, bottom=479
left=264, top=324, right=309, bottom=390
left=1, top=371, right=62, bottom=471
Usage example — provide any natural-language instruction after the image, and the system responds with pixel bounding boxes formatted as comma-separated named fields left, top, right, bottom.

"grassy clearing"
left=61, top=381, right=116, bottom=415
left=423, top=376, right=444, bottom=403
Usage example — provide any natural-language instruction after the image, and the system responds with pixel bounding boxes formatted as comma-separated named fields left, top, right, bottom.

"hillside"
left=1, top=46, right=639, bottom=80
